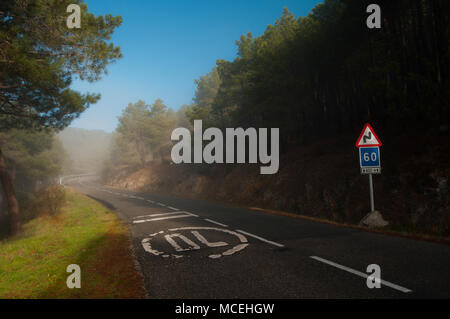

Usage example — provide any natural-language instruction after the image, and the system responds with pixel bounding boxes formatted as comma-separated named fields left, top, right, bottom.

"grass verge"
left=0, top=188, right=146, bottom=299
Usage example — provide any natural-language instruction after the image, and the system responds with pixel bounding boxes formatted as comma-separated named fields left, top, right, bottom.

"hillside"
left=103, top=131, right=450, bottom=238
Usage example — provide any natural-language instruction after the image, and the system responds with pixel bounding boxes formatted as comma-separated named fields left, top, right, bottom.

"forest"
left=1, top=0, right=449, bottom=237
left=187, top=0, right=449, bottom=146
left=107, top=0, right=449, bottom=236
left=0, top=0, right=122, bottom=236
left=112, top=0, right=449, bottom=166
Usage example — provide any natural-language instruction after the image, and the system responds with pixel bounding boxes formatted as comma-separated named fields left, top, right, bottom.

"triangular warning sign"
left=355, top=123, right=382, bottom=147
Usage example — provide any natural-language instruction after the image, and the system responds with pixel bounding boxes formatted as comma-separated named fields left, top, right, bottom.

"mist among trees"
left=112, top=0, right=448, bottom=169
left=1, top=0, right=449, bottom=236
left=0, top=0, right=122, bottom=235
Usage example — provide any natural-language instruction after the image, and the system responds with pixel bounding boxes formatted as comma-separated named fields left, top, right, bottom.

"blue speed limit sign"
left=359, top=147, right=381, bottom=174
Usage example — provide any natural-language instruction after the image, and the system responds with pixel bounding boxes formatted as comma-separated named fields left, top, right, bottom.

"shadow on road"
left=85, top=195, right=117, bottom=211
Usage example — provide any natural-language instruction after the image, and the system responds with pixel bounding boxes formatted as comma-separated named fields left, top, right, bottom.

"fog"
left=58, top=127, right=113, bottom=175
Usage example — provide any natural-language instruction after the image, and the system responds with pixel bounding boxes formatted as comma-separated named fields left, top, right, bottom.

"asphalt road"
left=67, top=176, right=450, bottom=299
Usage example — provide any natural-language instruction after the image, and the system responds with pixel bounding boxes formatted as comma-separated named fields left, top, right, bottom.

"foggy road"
left=68, top=176, right=450, bottom=299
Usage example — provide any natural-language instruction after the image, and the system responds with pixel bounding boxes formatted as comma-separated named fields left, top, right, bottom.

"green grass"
left=0, top=189, right=145, bottom=299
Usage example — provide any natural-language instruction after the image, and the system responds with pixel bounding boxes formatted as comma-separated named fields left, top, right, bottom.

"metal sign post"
left=356, top=123, right=382, bottom=213
left=368, top=173, right=375, bottom=212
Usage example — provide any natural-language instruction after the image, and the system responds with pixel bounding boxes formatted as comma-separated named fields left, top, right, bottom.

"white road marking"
left=165, top=233, right=201, bottom=252
left=235, top=229, right=285, bottom=248
left=146, top=200, right=154, bottom=204
left=167, top=206, right=179, bottom=211
left=132, top=211, right=186, bottom=220
left=157, top=202, right=166, bottom=207
left=184, top=211, right=199, bottom=217
left=204, top=218, right=228, bottom=228
left=166, top=227, right=249, bottom=259
left=309, top=256, right=412, bottom=293
left=222, top=243, right=248, bottom=256
left=133, top=214, right=193, bottom=224
left=149, top=231, right=165, bottom=237
left=169, top=227, right=247, bottom=243
left=191, top=231, right=228, bottom=247
left=141, top=237, right=164, bottom=256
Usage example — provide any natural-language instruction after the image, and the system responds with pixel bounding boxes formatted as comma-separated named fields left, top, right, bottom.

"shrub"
left=30, top=185, right=66, bottom=217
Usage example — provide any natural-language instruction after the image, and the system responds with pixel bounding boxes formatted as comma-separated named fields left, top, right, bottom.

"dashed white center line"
left=133, top=214, right=193, bottom=224
left=204, top=218, right=228, bottom=228
left=132, top=211, right=198, bottom=224
left=235, top=229, right=285, bottom=248
left=101, top=190, right=290, bottom=252
left=133, top=212, right=186, bottom=220
left=309, top=256, right=412, bottom=293
left=184, top=211, right=199, bottom=217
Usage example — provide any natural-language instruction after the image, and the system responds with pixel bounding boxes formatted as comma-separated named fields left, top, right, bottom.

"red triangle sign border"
left=355, top=123, right=382, bottom=147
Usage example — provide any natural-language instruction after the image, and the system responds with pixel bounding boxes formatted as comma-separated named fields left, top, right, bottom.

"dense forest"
left=0, top=0, right=122, bottom=235
left=112, top=0, right=449, bottom=166
left=185, top=0, right=449, bottom=146
left=1, top=0, right=449, bottom=237
left=107, top=0, right=450, bottom=236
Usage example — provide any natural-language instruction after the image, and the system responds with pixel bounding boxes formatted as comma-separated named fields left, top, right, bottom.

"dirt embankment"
left=104, top=133, right=450, bottom=237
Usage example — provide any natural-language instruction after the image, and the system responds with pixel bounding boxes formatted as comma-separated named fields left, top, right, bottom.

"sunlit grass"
left=0, top=189, right=145, bottom=299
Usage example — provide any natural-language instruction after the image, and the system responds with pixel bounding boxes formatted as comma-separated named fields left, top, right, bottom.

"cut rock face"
left=359, top=210, right=389, bottom=228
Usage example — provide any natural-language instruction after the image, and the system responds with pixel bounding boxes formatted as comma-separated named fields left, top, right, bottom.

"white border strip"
left=236, top=229, right=284, bottom=248
left=204, top=219, right=228, bottom=228
left=132, top=211, right=185, bottom=220
left=133, top=214, right=193, bottom=224
left=310, top=256, right=412, bottom=293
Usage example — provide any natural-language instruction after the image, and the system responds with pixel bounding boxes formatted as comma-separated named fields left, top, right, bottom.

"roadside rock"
left=359, top=210, right=389, bottom=228
left=437, top=177, right=448, bottom=190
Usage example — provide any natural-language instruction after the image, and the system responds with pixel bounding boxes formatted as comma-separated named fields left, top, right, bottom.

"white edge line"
left=184, top=211, right=199, bottom=217
left=132, top=211, right=187, bottom=219
left=133, top=214, right=193, bottom=224
left=235, top=229, right=284, bottom=248
left=309, top=256, right=412, bottom=293
left=204, top=218, right=228, bottom=228
left=167, top=206, right=179, bottom=211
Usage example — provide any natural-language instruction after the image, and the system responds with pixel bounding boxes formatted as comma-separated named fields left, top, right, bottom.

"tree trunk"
left=11, top=163, right=16, bottom=182
left=0, top=147, right=20, bottom=235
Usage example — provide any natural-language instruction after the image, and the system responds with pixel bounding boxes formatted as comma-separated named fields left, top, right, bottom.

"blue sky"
left=70, top=0, right=322, bottom=132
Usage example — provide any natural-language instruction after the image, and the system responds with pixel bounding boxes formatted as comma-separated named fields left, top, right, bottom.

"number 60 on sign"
left=359, top=147, right=381, bottom=174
